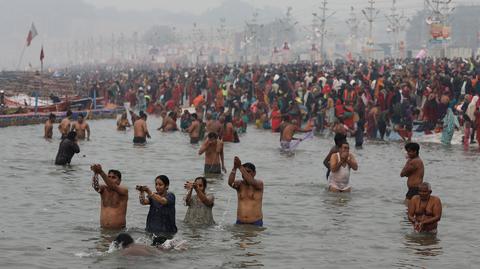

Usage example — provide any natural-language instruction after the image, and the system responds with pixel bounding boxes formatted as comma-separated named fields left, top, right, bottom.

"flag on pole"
left=40, top=46, right=44, bottom=61
left=26, top=23, right=38, bottom=46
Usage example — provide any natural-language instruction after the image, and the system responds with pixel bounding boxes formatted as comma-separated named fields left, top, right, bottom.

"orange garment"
left=192, top=95, right=204, bottom=108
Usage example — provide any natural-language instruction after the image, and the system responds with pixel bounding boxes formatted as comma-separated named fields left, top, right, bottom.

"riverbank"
left=0, top=108, right=122, bottom=128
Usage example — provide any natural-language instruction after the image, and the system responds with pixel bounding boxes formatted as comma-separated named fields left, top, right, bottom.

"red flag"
left=40, top=46, right=44, bottom=61
left=26, top=23, right=38, bottom=46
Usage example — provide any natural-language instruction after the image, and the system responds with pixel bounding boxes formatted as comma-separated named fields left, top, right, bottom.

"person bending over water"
left=113, top=233, right=155, bottom=256
left=228, top=156, right=264, bottom=226
left=91, top=164, right=128, bottom=230
left=328, top=141, right=358, bottom=192
left=184, top=176, right=215, bottom=226
left=71, top=113, right=90, bottom=140
left=138, top=175, right=177, bottom=241
left=400, top=142, right=424, bottom=205
left=133, top=112, right=151, bottom=144
left=44, top=113, right=56, bottom=139
left=54, top=131, right=80, bottom=165
left=199, top=132, right=226, bottom=175
left=407, top=182, right=442, bottom=234
left=280, top=117, right=308, bottom=151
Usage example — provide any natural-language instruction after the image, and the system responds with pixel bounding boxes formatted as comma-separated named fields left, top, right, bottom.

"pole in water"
left=34, top=91, right=38, bottom=115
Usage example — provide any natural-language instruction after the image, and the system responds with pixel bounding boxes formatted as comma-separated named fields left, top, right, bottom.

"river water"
left=1, top=116, right=479, bottom=268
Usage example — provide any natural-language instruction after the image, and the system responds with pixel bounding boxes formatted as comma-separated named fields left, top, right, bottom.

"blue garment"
left=146, top=192, right=177, bottom=236
left=236, top=219, right=263, bottom=227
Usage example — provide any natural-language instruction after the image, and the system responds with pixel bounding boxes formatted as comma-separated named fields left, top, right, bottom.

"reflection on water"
left=227, top=225, right=265, bottom=268
left=404, top=233, right=443, bottom=257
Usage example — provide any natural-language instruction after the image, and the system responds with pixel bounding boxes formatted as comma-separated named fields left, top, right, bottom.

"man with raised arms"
left=91, top=164, right=128, bottom=229
left=71, top=113, right=90, bottom=140
left=228, top=156, right=264, bottom=226
left=400, top=142, right=424, bottom=205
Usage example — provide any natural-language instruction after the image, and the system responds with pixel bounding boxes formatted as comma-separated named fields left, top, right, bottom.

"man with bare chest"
left=407, top=182, right=442, bottom=233
left=400, top=142, right=424, bottom=205
left=58, top=110, right=73, bottom=139
left=198, top=132, right=226, bottom=175
left=91, top=164, right=128, bottom=229
left=228, top=156, right=264, bottom=226
left=71, top=113, right=90, bottom=140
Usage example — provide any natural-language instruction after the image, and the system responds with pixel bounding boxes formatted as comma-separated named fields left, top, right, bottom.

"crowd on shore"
left=58, top=57, right=480, bottom=148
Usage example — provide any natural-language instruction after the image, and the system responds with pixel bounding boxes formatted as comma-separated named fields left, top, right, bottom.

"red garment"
left=271, top=109, right=281, bottom=132
left=165, top=99, right=175, bottom=111
left=223, top=123, right=234, bottom=142
left=335, top=100, right=344, bottom=118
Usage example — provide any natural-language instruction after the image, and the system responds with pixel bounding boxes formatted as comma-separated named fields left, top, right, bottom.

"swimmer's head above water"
left=113, top=233, right=134, bottom=249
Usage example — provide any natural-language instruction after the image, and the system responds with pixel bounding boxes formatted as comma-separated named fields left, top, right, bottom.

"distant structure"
left=406, top=4, right=480, bottom=56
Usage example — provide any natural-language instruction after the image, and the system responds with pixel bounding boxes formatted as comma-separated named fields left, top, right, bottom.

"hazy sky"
left=83, top=0, right=479, bottom=16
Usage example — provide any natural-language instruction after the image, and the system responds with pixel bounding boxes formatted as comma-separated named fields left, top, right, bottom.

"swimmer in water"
left=133, top=111, right=151, bottom=144
left=58, top=110, right=73, bottom=139
left=117, top=112, right=130, bottom=131
left=54, top=130, right=80, bottom=165
left=91, top=164, right=128, bottom=230
left=400, top=142, right=424, bottom=206
left=186, top=113, right=201, bottom=144
left=113, top=233, right=155, bottom=256
left=71, top=113, right=90, bottom=140
left=228, top=157, right=264, bottom=226
left=44, top=113, right=56, bottom=139
left=407, top=182, right=442, bottom=234
left=198, top=132, right=226, bottom=175
left=327, top=141, right=358, bottom=192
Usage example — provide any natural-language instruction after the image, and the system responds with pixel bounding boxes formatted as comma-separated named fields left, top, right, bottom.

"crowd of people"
left=41, top=56, right=480, bottom=255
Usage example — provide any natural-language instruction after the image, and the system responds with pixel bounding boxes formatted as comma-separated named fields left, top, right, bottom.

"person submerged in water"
left=54, top=130, right=80, bottom=165
left=44, top=113, right=56, bottom=139
left=133, top=111, right=151, bottom=144
left=400, top=142, right=424, bottom=205
left=198, top=132, right=226, bottom=175
left=90, top=164, right=128, bottom=230
left=113, top=233, right=186, bottom=255
left=228, top=156, right=264, bottom=226
left=184, top=176, right=215, bottom=226
left=407, top=182, right=442, bottom=234
left=328, top=141, right=358, bottom=192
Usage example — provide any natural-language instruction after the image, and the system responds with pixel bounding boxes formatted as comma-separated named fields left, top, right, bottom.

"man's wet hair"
left=114, top=233, right=134, bottom=249
left=78, top=113, right=85, bottom=119
left=66, top=110, right=72, bottom=117
left=405, top=142, right=420, bottom=155
left=108, top=169, right=122, bottom=181
left=208, top=132, right=218, bottom=139
left=242, top=162, right=256, bottom=173
left=156, top=175, right=170, bottom=186
left=49, top=113, right=56, bottom=120
left=191, top=113, right=198, bottom=119
left=334, top=133, right=347, bottom=146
